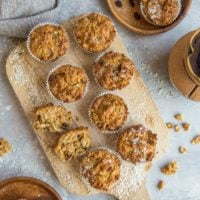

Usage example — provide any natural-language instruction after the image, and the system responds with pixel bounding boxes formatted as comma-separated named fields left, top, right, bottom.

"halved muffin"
left=33, top=104, right=72, bottom=133
left=55, top=127, right=92, bottom=161
left=117, top=125, right=157, bottom=164
left=80, top=148, right=120, bottom=191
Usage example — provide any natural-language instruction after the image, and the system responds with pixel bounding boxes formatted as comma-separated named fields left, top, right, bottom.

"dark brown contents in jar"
left=115, top=0, right=122, bottom=7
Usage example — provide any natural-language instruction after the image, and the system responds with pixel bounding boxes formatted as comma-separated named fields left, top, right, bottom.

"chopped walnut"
left=161, top=161, right=178, bottom=175
left=157, top=180, right=165, bottom=190
left=174, top=114, right=183, bottom=121
left=174, top=125, right=180, bottom=132
left=179, top=146, right=187, bottom=154
left=0, top=138, right=12, bottom=157
left=191, top=136, right=200, bottom=144
left=166, top=123, right=173, bottom=129
left=182, top=123, right=191, bottom=131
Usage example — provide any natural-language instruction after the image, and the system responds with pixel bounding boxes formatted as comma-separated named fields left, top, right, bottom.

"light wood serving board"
left=6, top=16, right=168, bottom=200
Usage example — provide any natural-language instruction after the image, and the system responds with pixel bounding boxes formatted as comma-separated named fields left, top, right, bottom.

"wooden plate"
left=107, top=0, right=192, bottom=35
left=0, top=176, right=62, bottom=200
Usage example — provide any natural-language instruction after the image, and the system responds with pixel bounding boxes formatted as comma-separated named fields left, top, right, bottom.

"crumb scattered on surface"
left=191, top=136, right=200, bottom=144
left=166, top=123, right=173, bottom=129
left=179, top=146, right=187, bottom=154
left=0, top=138, right=12, bottom=157
left=157, top=180, right=165, bottom=190
left=161, top=161, right=178, bottom=175
left=174, top=125, right=180, bottom=132
left=182, top=123, right=191, bottom=131
left=174, top=114, right=183, bottom=121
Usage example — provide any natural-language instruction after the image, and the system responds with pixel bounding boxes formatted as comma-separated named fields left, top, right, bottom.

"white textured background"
left=0, top=1, right=200, bottom=200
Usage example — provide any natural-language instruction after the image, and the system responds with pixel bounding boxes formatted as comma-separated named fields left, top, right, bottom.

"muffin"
left=117, top=125, right=157, bottom=164
left=80, top=149, right=120, bottom=191
left=55, top=127, right=92, bottom=161
left=28, top=23, right=70, bottom=62
left=33, top=104, right=72, bottom=133
left=47, top=65, right=88, bottom=103
left=74, top=13, right=116, bottom=53
left=0, top=138, right=12, bottom=157
left=89, top=93, right=128, bottom=132
left=140, top=0, right=181, bottom=26
left=93, top=51, right=135, bottom=90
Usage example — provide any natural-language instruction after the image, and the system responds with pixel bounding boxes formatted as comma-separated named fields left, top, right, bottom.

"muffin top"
left=48, top=65, right=88, bottom=103
left=29, top=24, right=69, bottom=62
left=55, top=127, right=92, bottom=161
left=90, top=94, right=128, bottom=132
left=117, top=125, right=157, bottom=164
left=93, top=51, right=135, bottom=90
left=141, top=0, right=180, bottom=26
left=33, top=104, right=72, bottom=133
left=80, top=149, right=120, bottom=191
left=74, top=13, right=116, bottom=53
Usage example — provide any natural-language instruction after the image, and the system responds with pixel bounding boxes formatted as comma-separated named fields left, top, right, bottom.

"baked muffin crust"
left=93, top=51, right=134, bottom=90
left=29, top=24, right=69, bottom=62
left=0, top=138, right=11, bottom=157
left=55, top=127, right=92, bottom=161
left=48, top=65, right=88, bottom=103
left=141, top=0, right=180, bottom=26
left=90, top=94, right=128, bottom=132
left=117, top=125, right=157, bottom=164
left=74, top=13, right=116, bottom=53
left=33, top=104, right=72, bottom=133
left=80, top=149, right=120, bottom=191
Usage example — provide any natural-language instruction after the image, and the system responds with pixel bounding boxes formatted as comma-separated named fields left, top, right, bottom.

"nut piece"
left=174, top=125, right=180, bottom=132
left=179, top=146, right=187, bottom=154
left=117, top=125, right=157, bottom=164
left=55, top=127, right=92, bottom=161
left=182, top=123, right=191, bottom=131
left=0, top=138, right=12, bottom=157
left=191, top=135, right=200, bottom=144
left=174, top=113, right=183, bottom=121
left=166, top=123, right=173, bottom=129
left=80, top=149, right=120, bottom=191
left=157, top=180, right=165, bottom=190
left=33, top=104, right=72, bottom=133
left=161, top=161, right=178, bottom=175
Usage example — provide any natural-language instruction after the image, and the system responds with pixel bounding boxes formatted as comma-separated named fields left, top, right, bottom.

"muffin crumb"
left=166, top=122, right=173, bottom=129
left=0, top=138, right=12, bottom=157
left=174, top=125, right=180, bottom=132
left=191, top=135, right=200, bottom=144
left=179, top=146, right=187, bottom=154
left=161, top=161, right=178, bottom=175
left=182, top=123, right=191, bottom=131
left=174, top=113, right=183, bottom=121
left=157, top=180, right=165, bottom=190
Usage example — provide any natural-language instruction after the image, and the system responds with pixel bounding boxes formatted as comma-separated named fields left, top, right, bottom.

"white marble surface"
left=0, top=1, right=200, bottom=200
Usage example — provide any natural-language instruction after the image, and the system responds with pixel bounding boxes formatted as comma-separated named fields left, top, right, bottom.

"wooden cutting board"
left=6, top=16, right=168, bottom=200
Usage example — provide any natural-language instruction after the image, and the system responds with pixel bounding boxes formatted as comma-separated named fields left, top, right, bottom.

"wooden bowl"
left=0, top=176, right=62, bottom=200
left=107, top=0, right=192, bottom=35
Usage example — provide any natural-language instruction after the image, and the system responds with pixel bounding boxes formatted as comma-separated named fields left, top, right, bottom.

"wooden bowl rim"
left=0, top=176, right=62, bottom=200
left=107, top=0, right=192, bottom=35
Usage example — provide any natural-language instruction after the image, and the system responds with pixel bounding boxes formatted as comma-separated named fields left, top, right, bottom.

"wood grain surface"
left=107, top=0, right=192, bottom=35
left=6, top=17, right=168, bottom=200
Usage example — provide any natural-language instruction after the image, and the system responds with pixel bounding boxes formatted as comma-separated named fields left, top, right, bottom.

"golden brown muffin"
left=117, top=125, right=157, bottom=164
left=33, top=104, right=72, bottom=133
left=28, top=24, right=69, bottom=62
left=74, top=13, right=116, bottom=53
left=80, top=149, right=120, bottom=191
left=141, top=0, right=180, bottom=26
left=48, top=65, right=88, bottom=103
left=93, top=51, right=134, bottom=90
left=54, top=127, right=92, bottom=161
left=90, top=94, right=128, bottom=132
left=0, top=138, right=11, bottom=157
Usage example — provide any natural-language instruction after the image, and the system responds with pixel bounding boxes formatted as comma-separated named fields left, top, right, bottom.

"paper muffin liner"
left=140, top=0, right=182, bottom=27
left=27, top=22, right=70, bottom=63
left=46, top=64, right=89, bottom=104
left=73, top=12, right=117, bottom=55
left=92, top=51, right=135, bottom=91
left=79, top=146, right=122, bottom=192
left=88, top=92, right=129, bottom=135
